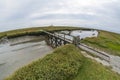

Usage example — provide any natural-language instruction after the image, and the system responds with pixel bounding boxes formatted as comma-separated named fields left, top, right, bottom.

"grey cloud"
left=0, top=0, right=120, bottom=33
left=32, top=14, right=96, bottom=20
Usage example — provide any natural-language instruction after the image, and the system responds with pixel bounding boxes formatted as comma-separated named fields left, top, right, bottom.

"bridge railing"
left=43, top=30, right=110, bottom=62
left=79, top=43, right=110, bottom=62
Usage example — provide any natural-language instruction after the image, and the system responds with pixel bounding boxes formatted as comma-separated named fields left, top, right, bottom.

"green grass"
left=81, top=30, right=120, bottom=56
left=5, top=44, right=84, bottom=80
left=0, top=26, right=89, bottom=39
left=5, top=44, right=120, bottom=80
left=73, top=58, right=120, bottom=80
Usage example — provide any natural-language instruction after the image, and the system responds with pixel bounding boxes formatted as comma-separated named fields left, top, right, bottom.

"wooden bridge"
left=43, top=31, right=110, bottom=62
left=43, top=31, right=73, bottom=48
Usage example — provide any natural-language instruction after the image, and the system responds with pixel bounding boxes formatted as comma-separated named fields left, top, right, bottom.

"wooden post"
left=64, top=34, right=65, bottom=41
left=73, top=36, right=80, bottom=46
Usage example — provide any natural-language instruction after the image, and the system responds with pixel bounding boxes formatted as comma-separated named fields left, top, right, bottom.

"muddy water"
left=0, top=36, right=53, bottom=80
left=60, top=30, right=98, bottom=40
left=71, top=30, right=98, bottom=39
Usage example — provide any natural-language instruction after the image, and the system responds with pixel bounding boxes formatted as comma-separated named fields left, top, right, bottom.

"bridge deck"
left=43, top=31, right=72, bottom=43
left=43, top=31, right=110, bottom=62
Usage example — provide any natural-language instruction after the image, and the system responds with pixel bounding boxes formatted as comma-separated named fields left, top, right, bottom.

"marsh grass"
left=73, top=58, right=120, bottom=80
left=81, top=30, right=120, bottom=56
left=5, top=44, right=120, bottom=80
left=5, top=44, right=84, bottom=80
left=0, top=26, right=87, bottom=39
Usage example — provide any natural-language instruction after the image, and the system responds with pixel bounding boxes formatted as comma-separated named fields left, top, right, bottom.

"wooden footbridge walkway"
left=43, top=31, right=110, bottom=62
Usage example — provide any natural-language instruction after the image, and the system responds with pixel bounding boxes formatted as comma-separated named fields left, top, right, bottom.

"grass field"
left=81, top=30, right=120, bottom=56
left=5, top=44, right=120, bottom=80
left=0, top=26, right=90, bottom=39
left=1, top=26, right=120, bottom=56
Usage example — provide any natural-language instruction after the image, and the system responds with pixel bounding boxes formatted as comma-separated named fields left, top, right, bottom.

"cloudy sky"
left=0, top=0, right=120, bottom=33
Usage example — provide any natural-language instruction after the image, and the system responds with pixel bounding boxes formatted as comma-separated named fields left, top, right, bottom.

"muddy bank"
left=0, top=36, right=53, bottom=80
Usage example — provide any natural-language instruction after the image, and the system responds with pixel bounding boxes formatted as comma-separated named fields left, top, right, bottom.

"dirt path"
left=79, top=43, right=120, bottom=74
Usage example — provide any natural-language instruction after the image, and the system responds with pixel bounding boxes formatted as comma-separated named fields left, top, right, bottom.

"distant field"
left=81, top=30, right=120, bottom=56
left=1, top=26, right=120, bottom=56
left=5, top=44, right=120, bottom=80
left=0, top=26, right=90, bottom=39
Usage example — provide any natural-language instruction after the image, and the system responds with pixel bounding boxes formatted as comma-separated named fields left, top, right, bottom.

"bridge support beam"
left=46, top=34, right=69, bottom=48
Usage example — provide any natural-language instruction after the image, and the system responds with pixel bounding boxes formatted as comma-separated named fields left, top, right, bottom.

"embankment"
left=5, top=44, right=120, bottom=80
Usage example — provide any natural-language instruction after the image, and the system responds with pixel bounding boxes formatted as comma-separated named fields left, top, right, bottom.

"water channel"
left=0, top=30, right=119, bottom=79
left=0, top=36, right=53, bottom=80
